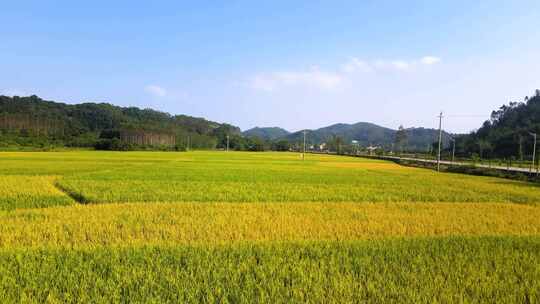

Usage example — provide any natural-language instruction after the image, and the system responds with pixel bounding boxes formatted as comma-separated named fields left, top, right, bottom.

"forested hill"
left=459, top=90, right=540, bottom=158
left=242, top=127, right=290, bottom=140
left=283, top=122, right=448, bottom=151
left=285, top=122, right=393, bottom=146
left=0, top=95, right=240, bottom=150
left=8, top=92, right=537, bottom=155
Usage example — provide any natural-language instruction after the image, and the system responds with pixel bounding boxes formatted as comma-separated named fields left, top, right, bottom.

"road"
left=371, top=155, right=540, bottom=175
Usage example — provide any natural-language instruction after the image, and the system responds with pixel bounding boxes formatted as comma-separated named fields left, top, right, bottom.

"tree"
left=394, top=125, right=408, bottom=154
left=329, top=135, right=344, bottom=154
left=272, top=140, right=290, bottom=151
left=247, top=137, right=266, bottom=151
left=477, top=139, right=492, bottom=159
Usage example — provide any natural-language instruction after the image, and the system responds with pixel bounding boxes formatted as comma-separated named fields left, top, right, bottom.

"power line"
left=445, top=114, right=488, bottom=118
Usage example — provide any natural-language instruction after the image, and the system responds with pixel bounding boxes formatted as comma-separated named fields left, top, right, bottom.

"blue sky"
left=1, top=1, right=540, bottom=133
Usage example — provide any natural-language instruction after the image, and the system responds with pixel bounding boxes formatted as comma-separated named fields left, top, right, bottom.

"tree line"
left=0, top=95, right=240, bottom=150
left=453, top=90, right=540, bottom=160
left=2, top=91, right=539, bottom=157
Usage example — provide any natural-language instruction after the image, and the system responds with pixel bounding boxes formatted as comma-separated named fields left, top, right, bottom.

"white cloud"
left=372, top=59, right=410, bottom=70
left=345, top=58, right=416, bottom=72
left=420, top=56, right=441, bottom=65
left=144, top=84, right=167, bottom=97
left=249, top=68, right=343, bottom=91
left=248, top=55, right=441, bottom=92
left=363, top=59, right=411, bottom=71
left=250, top=75, right=277, bottom=91
left=390, top=60, right=411, bottom=70
left=0, top=88, right=27, bottom=97
left=342, top=58, right=371, bottom=73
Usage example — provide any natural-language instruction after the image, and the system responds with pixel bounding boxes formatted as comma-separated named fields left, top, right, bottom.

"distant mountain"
left=285, top=122, right=393, bottom=145
left=243, top=127, right=290, bottom=140
left=282, top=122, right=449, bottom=151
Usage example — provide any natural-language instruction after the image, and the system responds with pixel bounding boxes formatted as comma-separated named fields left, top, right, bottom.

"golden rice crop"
left=0, top=175, right=73, bottom=210
left=0, top=202, right=539, bottom=249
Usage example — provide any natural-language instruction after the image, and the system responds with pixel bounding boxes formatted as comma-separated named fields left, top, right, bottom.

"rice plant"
left=1, top=151, right=539, bottom=303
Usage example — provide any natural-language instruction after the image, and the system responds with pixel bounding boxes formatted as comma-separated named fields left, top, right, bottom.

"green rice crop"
left=59, top=151, right=540, bottom=204
left=2, top=151, right=539, bottom=206
left=0, top=237, right=538, bottom=303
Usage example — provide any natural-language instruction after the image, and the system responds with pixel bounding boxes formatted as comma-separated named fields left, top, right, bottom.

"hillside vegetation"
left=2, top=91, right=539, bottom=157
left=0, top=95, right=240, bottom=150
left=459, top=90, right=540, bottom=159
left=0, top=95, right=450, bottom=152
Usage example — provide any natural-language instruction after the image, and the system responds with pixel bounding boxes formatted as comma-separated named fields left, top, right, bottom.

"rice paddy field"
left=0, top=151, right=539, bottom=303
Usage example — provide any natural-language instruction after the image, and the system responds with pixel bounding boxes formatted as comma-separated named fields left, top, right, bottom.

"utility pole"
left=302, top=130, right=306, bottom=160
left=437, top=112, right=443, bottom=172
left=450, top=137, right=456, bottom=163
left=187, top=135, right=190, bottom=151
left=226, top=135, right=229, bottom=152
left=529, top=132, right=537, bottom=174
